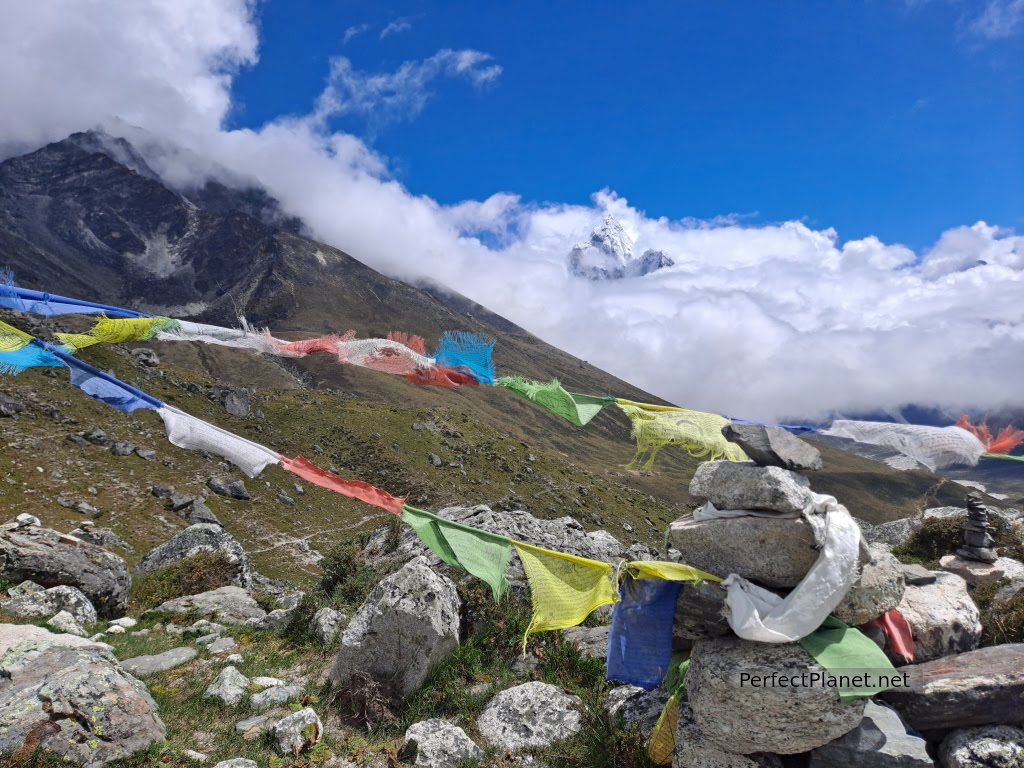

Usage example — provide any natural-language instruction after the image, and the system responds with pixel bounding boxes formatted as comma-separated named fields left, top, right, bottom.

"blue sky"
left=229, top=0, right=1023, bottom=250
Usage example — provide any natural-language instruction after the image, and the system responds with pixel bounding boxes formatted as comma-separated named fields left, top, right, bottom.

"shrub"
left=129, top=551, right=238, bottom=613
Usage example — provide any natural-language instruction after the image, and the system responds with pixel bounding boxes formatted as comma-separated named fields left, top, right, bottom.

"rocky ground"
left=2, top=426, right=1024, bottom=767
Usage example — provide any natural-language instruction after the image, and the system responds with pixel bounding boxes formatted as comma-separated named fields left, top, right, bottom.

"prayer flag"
left=280, top=455, right=405, bottom=515
left=800, top=616, right=898, bottom=702
left=606, top=576, right=681, bottom=688
left=158, top=405, right=281, bottom=478
left=616, top=400, right=749, bottom=468
left=497, top=377, right=614, bottom=427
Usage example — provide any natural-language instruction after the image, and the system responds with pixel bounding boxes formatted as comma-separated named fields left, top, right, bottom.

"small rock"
left=223, top=390, right=252, bottom=418
left=85, top=429, right=112, bottom=446
left=939, top=555, right=1024, bottom=588
left=214, top=761, right=258, bottom=768
left=605, top=685, right=671, bottom=733
left=562, top=625, right=610, bottom=659
left=121, top=647, right=198, bottom=676
left=401, top=718, right=484, bottom=767
left=7, top=580, right=44, bottom=598
left=234, top=715, right=270, bottom=737
left=182, top=749, right=208, bottom=762
left=168, top=492, right=195, bottom=511
left=204, top=665, right=250, bottom=705
left=208, top=477, right=250, bottom=500
left=66, top=433, right=91, bottom=448
left=250, top=676, right=284, bottom=689
left=188, top=498, right=221, bottom=526
left=111, top=441, right=137, bottom=456
left=833, top=546, right=906, bottom=625
left=939, top=724, right=1024, bottom=768
left=109, top=616, right=137, bottom=629
left=207, top=636, right=237, bottom=653
left=0, top=393, right=25, bottom=417
left=271, top=707, right=322, bottom=756
left=135, top=448, right=157, bottom=461
left=152, top=484, right=175, bottom=499
left=251, top=684, right=303, bottom=711
left=107, top=625, right=126, bottom=635
left=225, top=653, right=243, bottom=663
left=131, top=348, right=160, bottom=367
left=477, top=681, right=582, bottom=751
left=73, top=501, right=101, bottom=516
left=277, top=492, right=295, bottom=506
left=902, top=563, right=937, bottom=586
left=12, top=513, right=41, bottom=528
left=46, top=610, right=87, bottom=637
left=312, top=607, right=345, bottom=644
left=428, top=453, right=443, bottom=467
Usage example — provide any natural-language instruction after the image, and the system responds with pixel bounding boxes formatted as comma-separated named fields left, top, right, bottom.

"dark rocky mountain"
left=0, top=131, right=983, bottom=536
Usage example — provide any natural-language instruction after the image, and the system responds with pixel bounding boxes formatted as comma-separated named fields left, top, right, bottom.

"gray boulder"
left=674, top=704, right=784, bottom=768
left=215, top=760, right=258, bottom=768
left=939, top=555, right=1024, bottom=588
left=270, top=707, right=322, bottom=756
left=807, top=701, right=934, bottom=767
left=902, top=564, right=937, bottom=586
left=939, top=725, right=1024, bottom=768
left=688, top=462, right=813, bottom=513
left=863, top=517, right=920, bottom=551
left=721, top=424, right=823, bottom=471
left=121, top=646, right=198, bottom=676
left=134, top=523, right=253, bottom=589
left=895, top=571, right=980, bottom=662
left=251, top=684, right=303, bottom=711
left=208, top=477, right=250, bottom=500
left=330, top=556, right=460, bottom=699
left=606, top=685, right=671, bottom=734
left=881, top=644, right=1024, bottom=731
left=477, top=681, right=582, bottom=751
left=833, top=546, right=906, bottom=625
left=4, top=584, right=98, bottom=625
left=0, top=525, right=130, bottom=617
left=563, top=624, right=610, bottom=659
left=150, top=586, right=267, bottom=625
left=204, top=665, right=249, bottom=705
left=0, top=623, right=110, bottom=656
left=46, top=610, right=87, bottom=637
left=6, top=580, right=43, bottom=598
left=401, top=719, right=484, bottom=768
left=312, top=607, right=346, bottom=644
left=666, top=515, right=819, bottom=588
left=687, top=635, right=865, bottom=754
left=0, top=636, right=165, bottom=765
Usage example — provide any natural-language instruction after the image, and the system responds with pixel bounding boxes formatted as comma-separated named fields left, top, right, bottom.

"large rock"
left=880, top=644, right=1024, bottom=731
left=121, top=646, right=198, bottom=676
left=0, top=623, right=110, bottom=655
left=864, top=517, right=921, bottom=552
left=666, top=515, right=819, bottom=588
left=807, top=701, right=934, bottom=767
left=939, top=725, right=1024, bottom=768
left=4, top=584, right=98, bottom=625
left=688, top=463, right=813, bottom=513
left=0, top=525, right=130, bottom=618
left=833, top=546, right=906, bottom=625
left=0, top=636, right=165, bottom=765
left=674, top=704, right=784, bottom=768
left=721, top=424, right=823, bottom=471
left=477, top=681, right=582, bottom=751
left=270, top=707, right=322, bottom=756
left=401, top=719, right=484, bottom=768
left=47, top=610, right=87, bottom=637
left=150, top=586, right=267, bottom=624
left=687, top=635, right=866, bottom=754
left=563, top=624, right=610, bottom=659
left=312, top=607, right=346, bottom=645
left=895, top=572, right=980, bottom=662
left=134, top=523, right=253, bottom=589
left=330, top=557, right=460, bottom=699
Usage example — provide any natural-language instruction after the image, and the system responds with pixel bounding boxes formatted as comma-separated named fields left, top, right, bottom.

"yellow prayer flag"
left=513, top=541, right=618, bottom=650
left=0, top=320, right=33, bottom=353
left=628, top=560, right=723, bottom=583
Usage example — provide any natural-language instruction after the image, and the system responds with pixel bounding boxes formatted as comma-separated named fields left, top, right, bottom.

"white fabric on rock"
left=822, top=420, right=985, bottom=471
left=723, top=492, right=862, bottom=643
left=158, top=405, right=281, bottom=478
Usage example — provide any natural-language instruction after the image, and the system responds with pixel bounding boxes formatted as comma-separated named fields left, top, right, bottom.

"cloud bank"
left=1, top=0, right=1022, bottom=423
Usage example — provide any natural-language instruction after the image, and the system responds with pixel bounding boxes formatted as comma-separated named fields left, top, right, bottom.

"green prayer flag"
left=401, top=505, right=512, bottom=600
left=496, top=377, right=614, bottom=427
left=800, top=617, right=899, bottom=701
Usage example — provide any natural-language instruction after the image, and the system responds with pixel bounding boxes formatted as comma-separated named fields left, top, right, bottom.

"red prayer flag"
left=280, top=455, right=405, bottom=515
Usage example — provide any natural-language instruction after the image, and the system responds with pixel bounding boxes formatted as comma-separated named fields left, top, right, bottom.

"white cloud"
left=1, top=0, right=1023, bottom=423
left=968, top=0, right=1024, bottom=39
left=380, top=17, right=413, bottom=39
left=311, top=50, right=502, bottom=129
left=343, top=24, right=370, bottom=44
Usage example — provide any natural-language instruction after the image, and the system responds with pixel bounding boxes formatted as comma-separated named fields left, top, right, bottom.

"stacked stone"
left=666, top=425, right=920, bottom=766
left=955, top=495, right=998, bottom=563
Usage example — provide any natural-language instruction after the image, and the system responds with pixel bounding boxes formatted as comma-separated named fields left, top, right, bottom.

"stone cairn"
left=955, top=495, right=998, bottom=563
left=663, top=423, right=912, bottom=764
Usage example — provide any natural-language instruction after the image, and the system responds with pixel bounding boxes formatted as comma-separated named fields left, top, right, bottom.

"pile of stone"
left=659, top=424, right=1024, bottom=767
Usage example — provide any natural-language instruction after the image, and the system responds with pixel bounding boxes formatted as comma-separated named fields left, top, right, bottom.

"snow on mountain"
left=568, top=215, right=673, bottom=280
